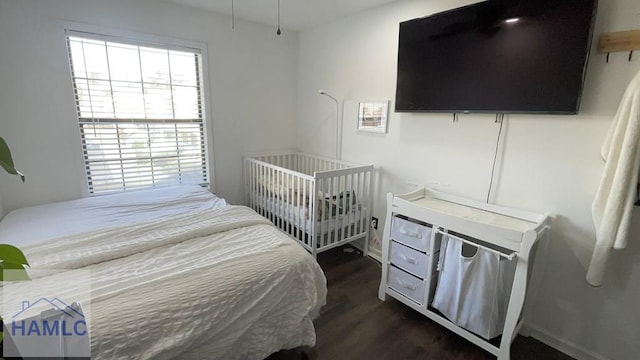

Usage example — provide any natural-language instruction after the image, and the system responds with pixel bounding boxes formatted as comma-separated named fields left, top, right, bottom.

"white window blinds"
left=66, top=31, right=208, bottom=195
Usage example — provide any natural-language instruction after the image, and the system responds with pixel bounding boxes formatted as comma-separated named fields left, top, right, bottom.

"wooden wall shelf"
left=598, top=29, right=640, bottom=53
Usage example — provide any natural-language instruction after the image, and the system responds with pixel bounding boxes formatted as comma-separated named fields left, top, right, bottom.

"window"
left=66, top=31, right=208, bottom=195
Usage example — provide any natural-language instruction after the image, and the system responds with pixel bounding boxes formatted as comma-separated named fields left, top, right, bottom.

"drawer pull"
left=400, top=229, right=421, bottom=238
left=401, top=255, right=418, bottom=265
left=397, top=278, right=417, bottom=291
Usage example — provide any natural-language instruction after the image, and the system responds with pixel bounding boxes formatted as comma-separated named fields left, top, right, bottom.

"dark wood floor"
left=269, top=245, right=573, bottom=360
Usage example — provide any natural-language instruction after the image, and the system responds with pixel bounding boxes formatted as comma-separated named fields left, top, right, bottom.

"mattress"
left=0, top=189, right=327, bottom=360
left=252, top=193, right=366, bottom=235
left=0, top=185, right=227, bottom=247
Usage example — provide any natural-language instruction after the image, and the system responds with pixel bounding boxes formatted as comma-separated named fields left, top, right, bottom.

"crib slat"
left=335, top=175, right=342, bottom=244
left=360, top=170, right=367, bottom=235
left=266, top=165, right=271, bottom=222
left=348, top=172, right=355, bottom=239
left=353, top=172, right=362, bottom=232
left=283, top=171, right=287, bottom=234
left=332, top=176, right=337, bottom=247
left=288, top=172, right=293, bottom=237
left=278, top=168, right=283, bottom=229
left=344, top=173, right=350, bottom=239
left=275, top=168, right=280, bottom=228
left=250, top=161, right=254, bottom=209
left=320, top=177, right=326, bottom=249
left=271, top=166, right=276, bottom=224
left=254, top=162, right=259, bottom=213
left=303, top=178, right=309, bottom=247
left=357, top=173, right=365, bottom=232
left=258, top=162, right=263, bottom=216
left=257, top=162, right=262, bottom=215
left=248, top=161, right=253, bottom=209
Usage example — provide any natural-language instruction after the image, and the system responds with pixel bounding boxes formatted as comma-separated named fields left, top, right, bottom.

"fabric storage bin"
left=431, top=233, right=516, bottom=340
left=388, top=266, right=427, bottom=304
left=390, top=241, right=430, bottom=278
left=391, top=216, right=432, bottom=252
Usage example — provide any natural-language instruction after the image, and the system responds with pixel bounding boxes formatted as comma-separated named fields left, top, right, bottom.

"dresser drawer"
left=390, top=241, right=429, bottom=278
left=388, top=266, right=427, bottom=305
left=391, top=216, right=432, bottom=252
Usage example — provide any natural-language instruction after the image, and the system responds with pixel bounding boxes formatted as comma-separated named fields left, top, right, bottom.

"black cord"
left=486, top=115, right=505, bottom=203
left=276, top=0, right=281, bottom=35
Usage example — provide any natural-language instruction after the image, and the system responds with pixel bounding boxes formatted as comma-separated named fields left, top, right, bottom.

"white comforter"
left=5, top=206, right=327, bottom=359
left=0, top=185, right=228, bottom=247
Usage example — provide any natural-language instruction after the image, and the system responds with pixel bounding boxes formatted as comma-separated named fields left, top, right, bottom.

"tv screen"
left=395, top=0, right=597, bottom=114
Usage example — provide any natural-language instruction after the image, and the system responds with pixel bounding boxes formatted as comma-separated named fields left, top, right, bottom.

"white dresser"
left=378, top=187, right=549, bottom=360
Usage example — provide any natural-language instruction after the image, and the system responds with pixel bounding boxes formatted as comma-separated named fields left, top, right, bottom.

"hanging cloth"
left=588, top=68, right=640, bottom=286
left=432, top=234, right=516, bottom=339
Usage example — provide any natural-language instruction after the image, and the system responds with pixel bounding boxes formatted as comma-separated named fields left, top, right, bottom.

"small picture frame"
left=357, top=101, right=389, bottom=134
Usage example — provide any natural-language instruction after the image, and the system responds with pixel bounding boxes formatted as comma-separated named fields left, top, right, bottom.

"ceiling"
left=161, top=0, right=400, bottom=31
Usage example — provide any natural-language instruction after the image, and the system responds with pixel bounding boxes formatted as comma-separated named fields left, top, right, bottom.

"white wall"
left=298, top=0, right=640, bottom=359
left=0, top=0, right=298, bottom=211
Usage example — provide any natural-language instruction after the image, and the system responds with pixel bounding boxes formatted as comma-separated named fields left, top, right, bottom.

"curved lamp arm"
left=319, top=90, right=342, bottom=160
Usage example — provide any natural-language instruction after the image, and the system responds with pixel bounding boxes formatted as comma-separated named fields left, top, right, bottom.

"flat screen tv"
left=395, top=0, right=597, bottom=114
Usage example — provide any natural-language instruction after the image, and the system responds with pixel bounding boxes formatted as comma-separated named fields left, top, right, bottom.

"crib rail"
left=244, top=152, right=373, bottom=257
left=315, top=165, right=373, bottom=252
left=245, top=157, right=317, bottom=250
left=249, top=151, right=358, bottom=176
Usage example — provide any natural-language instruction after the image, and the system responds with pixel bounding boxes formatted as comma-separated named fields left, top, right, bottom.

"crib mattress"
left=251, top=193, right=366, bottom=235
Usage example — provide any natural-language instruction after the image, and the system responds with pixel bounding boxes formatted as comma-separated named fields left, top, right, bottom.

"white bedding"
left=0, top=185, right=227, bottom=247
left=1, top=189, right=327, bottom=360
left=252, top=193, right=366, bottom=235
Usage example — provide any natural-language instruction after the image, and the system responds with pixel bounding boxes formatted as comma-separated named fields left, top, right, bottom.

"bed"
left=244, top=151, right=374, bottom=258
left=0, top=185, right=327, bottom=359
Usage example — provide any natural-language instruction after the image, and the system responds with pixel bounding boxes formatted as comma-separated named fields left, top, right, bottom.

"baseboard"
left=528, top=325, right=609, bottom=360
left=347, top=241, right=382, bottom=263
left=368, top=249, right=382, bottom=263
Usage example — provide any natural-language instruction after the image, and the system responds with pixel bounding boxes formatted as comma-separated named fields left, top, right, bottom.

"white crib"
left=244, top=151, right=373, bottom=258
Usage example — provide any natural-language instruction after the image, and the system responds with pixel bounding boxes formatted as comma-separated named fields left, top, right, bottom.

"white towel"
left=587, top=69, right=640, bottom=286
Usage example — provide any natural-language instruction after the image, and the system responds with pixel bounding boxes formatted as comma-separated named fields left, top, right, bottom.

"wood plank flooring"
left=269, top=245, right=573, bottom=360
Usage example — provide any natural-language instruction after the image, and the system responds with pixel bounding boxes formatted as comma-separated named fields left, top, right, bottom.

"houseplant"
left=0, top=136, right=30, bottom=342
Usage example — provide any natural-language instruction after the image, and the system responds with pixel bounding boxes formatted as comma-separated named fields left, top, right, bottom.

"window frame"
left=63, top=27, right=214, bottom=196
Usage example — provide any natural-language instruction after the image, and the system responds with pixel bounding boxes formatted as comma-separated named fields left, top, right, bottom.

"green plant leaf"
left=0, top=262, right=30, bottom=281
left=0, top=244, right=29, bottom=266
left=0, top=136, right=25, bottom=182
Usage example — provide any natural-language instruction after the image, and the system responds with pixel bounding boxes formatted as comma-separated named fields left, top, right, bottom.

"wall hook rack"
left=598, top=29, right=640, bottom=62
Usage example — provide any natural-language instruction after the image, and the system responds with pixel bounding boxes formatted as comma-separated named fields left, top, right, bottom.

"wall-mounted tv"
left=395, top=0, right=597, bottom=114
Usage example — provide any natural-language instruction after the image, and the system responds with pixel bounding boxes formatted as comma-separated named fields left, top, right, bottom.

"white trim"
left=343, top=237, right=380, bottom=263
left=528, top=325, right=610, bottom=360
left=65, top=30, right=202, bottom=53
left=367, top=249, right=382, bottom=263
left=57, top=20, right=207, bottom=53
